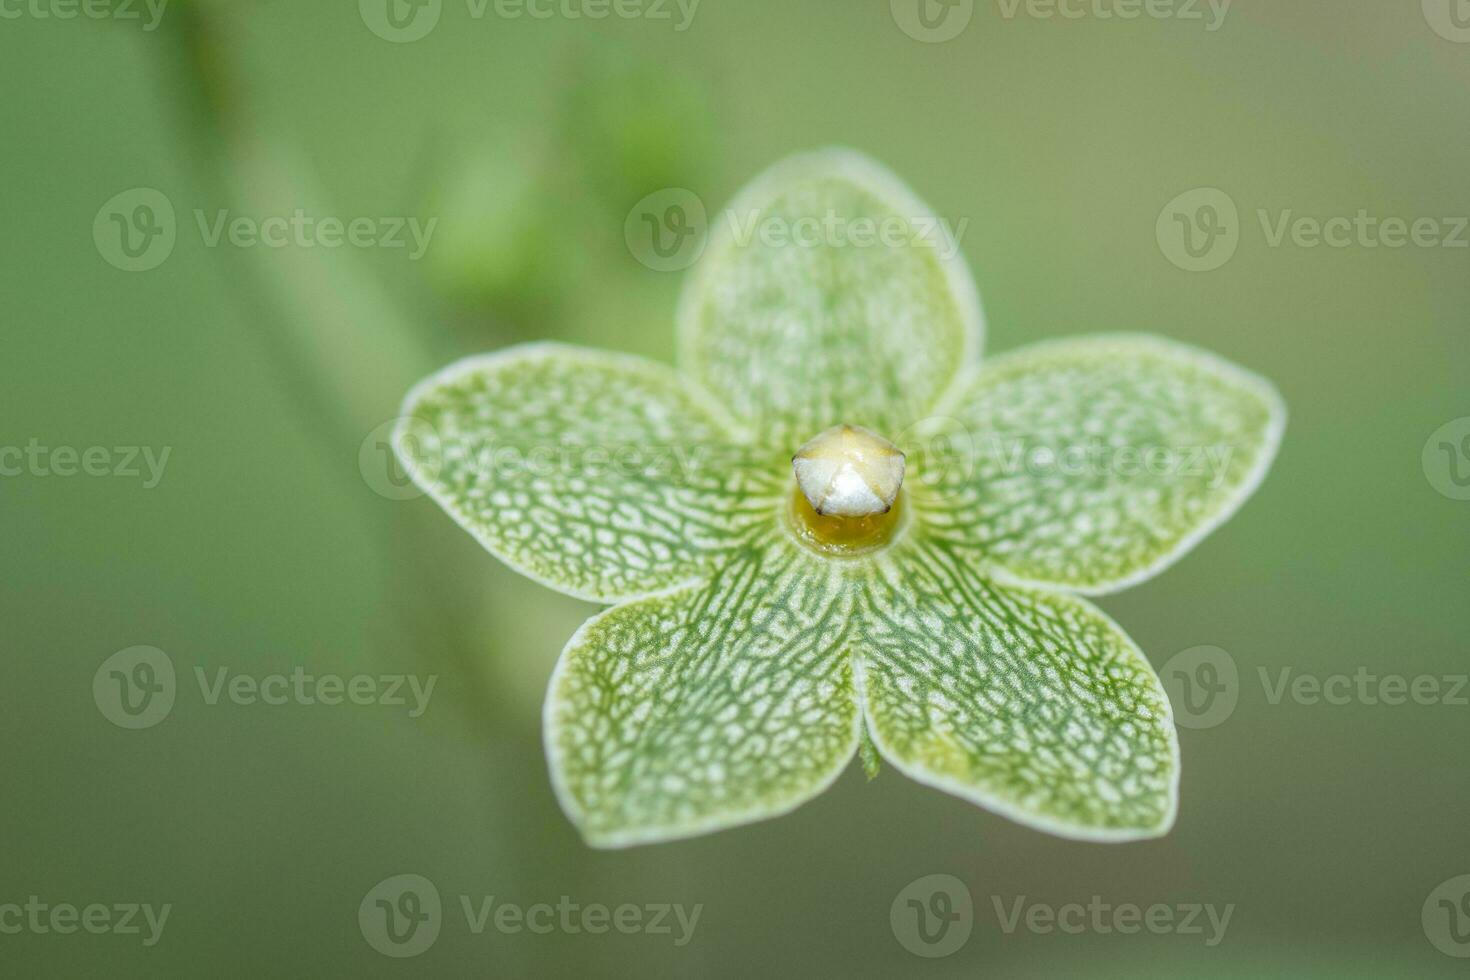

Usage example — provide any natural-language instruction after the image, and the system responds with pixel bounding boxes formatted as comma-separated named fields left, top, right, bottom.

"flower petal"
left=677, top=148, right=983, bottom=447
left=545, top=540, right=860, bottom=847
left=916, top=334, right=1285, bottom=594
left=859, top=537, right=1179, bottom=840
left=395, top=343, right=784, bottom=603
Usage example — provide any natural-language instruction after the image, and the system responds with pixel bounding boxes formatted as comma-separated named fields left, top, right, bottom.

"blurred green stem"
left=149, top=4, right=502, bottom=688
left=151, top=2, right=440, bottom=446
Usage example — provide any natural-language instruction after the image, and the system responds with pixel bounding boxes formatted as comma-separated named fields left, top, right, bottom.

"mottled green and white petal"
left=545, top=541, right=860, bottom=847
left=677, top=148, right=983, bottom=446
left=395, top=343, right=785, bottom=604
left=858, top=537, right=1179, bottom=840
left=916, top=334, right=1285, bottom=594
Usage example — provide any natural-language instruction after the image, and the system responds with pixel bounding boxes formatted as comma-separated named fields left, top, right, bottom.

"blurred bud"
left=559, top=44, right=715, bottom=222
left=422, top=139, right=564, bottom=311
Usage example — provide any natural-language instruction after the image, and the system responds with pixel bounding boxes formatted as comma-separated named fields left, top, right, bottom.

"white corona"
left=792, top=425, right=906, bottom=518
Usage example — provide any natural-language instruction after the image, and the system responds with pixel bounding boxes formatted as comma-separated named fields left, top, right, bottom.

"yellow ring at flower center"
left=784, top=484, right=907, bottom=558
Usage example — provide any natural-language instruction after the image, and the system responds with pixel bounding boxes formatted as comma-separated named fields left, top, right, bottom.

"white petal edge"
left=853, top=577, right=1181, bottom=843
left=541, top=578, right=863, bottom=850
left=392, top=342, right=748, bottom=606
left=675, top=146, right=987, bottom=423
left=931, top=332, right=1288, bottom=598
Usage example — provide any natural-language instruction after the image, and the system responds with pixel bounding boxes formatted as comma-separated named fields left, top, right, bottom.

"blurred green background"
left=3, top=1, right=1469, bottom=976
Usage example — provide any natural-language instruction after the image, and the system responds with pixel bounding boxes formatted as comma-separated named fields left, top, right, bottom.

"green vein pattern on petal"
left=915, top=334, right=1285, bottom=594
left=677, top=148, right=983, bottom=447
left=858, top=535, right=1178, bottom=840
left=545, top=537, right=861, bottom=847
left=396, top=343, right=785, bottom=604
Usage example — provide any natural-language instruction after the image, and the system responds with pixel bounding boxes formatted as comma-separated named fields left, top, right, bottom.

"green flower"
left=394, top=149, right=1285, bottom=847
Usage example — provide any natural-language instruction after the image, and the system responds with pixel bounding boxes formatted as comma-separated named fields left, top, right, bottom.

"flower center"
left=787, top=425, right=906, bottom=556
